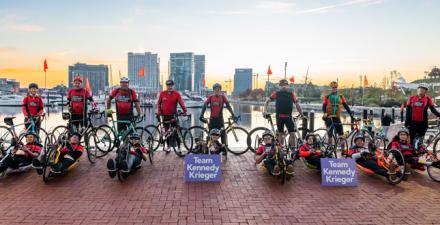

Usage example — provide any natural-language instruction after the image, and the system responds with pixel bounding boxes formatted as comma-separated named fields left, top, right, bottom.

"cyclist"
left=263, top=79, right=304, bottom=149
left=405, top=83, right=440, bottom=144
left=106, top=77, right=141, bottom=133
left=0, top=131, right=41, bottom=173
left=200, top=83, right=237, bottom=151
left=157, top=80, right=188, bottom=153
left=322, top=81, right=354, bottom=138
left=255, top=130, right=294, bottom=175
left=347, top=134, right=390, bottom=178
left=33, top=132, right=83, bottom=174
left=107, top=133, right=148, bottom=179
left=22, top=83, right=44, bottom=132
left=67, top=75, right=96, bottom=131
left=299, top=133, right=322, bottom=170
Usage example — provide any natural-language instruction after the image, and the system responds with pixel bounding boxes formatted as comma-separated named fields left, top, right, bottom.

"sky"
left=0, top=0, right=439, bottom=90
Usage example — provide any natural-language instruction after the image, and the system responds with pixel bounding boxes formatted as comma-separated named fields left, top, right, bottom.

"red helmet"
left=74, top=75, right=83, bottom=83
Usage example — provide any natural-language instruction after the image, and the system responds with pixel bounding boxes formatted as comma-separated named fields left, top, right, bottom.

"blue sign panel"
left=321, top=158, right=358, bottom=186
left=184, top=154, right=221, bottom=182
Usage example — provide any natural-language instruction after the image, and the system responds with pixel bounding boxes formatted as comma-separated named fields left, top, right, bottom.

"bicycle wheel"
left=138, top=128, right=153, bottom=164
left=314, top=128, right=336, bottom=149
left=385, top=149, right=406, bottom=185
left=226, top=127, right=249, bottom=155
left=373, top=136, right=387, bottom=151
left=144, top=125, right=161, bottom=151
left=427, top=161, right=440, bottom=182
left=183, top=126, right=209, bottom=153
left=350, top=130, right=374, bottom=147
left=172, top=127, right=192, bottom=157
left=97, top=124, right=117, bottom=150
left=0, top=126, right=14, bottom=156
left=247, top=127, right=270, bottom=153
left=42, top=145, right=57, bottom=183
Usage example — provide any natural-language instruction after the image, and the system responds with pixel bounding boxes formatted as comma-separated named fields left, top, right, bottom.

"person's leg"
left=264, top=159, right=276, bottom=175
left=0, top=154, right=13, bottom=172
left=285, top=117, right=296, bottom=149
left=362, top=159, right=388, bottom=177
left=276, top=117, right=286, bottom=145
left=14, top=155, right=32, bottom=168
left=306, top=156, right=322, bottom=170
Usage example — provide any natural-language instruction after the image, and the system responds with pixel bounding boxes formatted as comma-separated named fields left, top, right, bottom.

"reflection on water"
left=0, top=104, right=381, bottom=133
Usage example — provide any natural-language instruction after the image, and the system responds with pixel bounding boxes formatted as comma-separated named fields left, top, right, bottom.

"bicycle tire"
left=247, top=127, right=270, bottom=153
left=183, top=126, right=209, bottom=153
left=226, top=126, right=250, bottom=155
left=144, top=125, right=161, bottom=151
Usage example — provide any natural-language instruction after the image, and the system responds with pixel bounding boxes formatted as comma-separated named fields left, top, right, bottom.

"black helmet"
left=279, top=79, right=289, bottom=86
left=210, top=129, right=221, bottom=136
left=213, top=83, right=222, bottom=90
left=166, top=80, right=174, bottom=86
left=262, top=130, right=275, bottom=139
left=130, top=133, right=141, bottom=140
left=70, top=132, right=82, bottom=140
left=353, top=134, right=365, bottom=142
left=25, top=131, right=38, bottom=138
left=305, top=133, right=315, bottom=140
left=28, top=83, right=39, bottom=89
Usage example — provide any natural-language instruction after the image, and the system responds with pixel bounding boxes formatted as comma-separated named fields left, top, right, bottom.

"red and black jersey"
left=129, top=146, right=147, bottom=156
left=406, top=95, right=440, bottom=122
left=109, top=88, right=138, bottom=115
left=23, top=143, right=42, bottom=158
left=60, top=143, right=84, bottom=154
left=299, top=143, right=321, bottom=157
left=22, top=95, right=44, bottom=117
left=270, top=91, right=298, bottom=118
left=205, top=95, right=228, bottom=118
left=67, top=88, right=93, bottom=115
left=390, top=140, right=415, bottom=157
left=157, top=90, right=187, bottom=116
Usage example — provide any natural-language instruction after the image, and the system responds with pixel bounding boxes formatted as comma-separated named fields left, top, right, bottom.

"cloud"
left=295, top=0, right=385, bottom=15
left=296, top=5, right=337, bottom=14
left=255, top=1, right=296, bottom=14
left=0, top=14, right=46, bottom=33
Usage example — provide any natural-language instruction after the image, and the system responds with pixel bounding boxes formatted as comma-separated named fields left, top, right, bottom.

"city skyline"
left=0, top=0, right=439, bottom=90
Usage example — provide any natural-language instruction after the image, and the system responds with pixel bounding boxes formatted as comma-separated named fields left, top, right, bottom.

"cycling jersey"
left=109, top=88, right=138, bottom=115
left=270, top=91, right=297, bottom=117
left=390, top=140, right=414, bottom=157
left=204, top=95, right=230, bottom=118
left=129, top=145, right=147, bottom=157
left=67, top=88, right=93, bottom=115
left=256, top=144, right=275, bottom=157
left=299, top=143, right=321, bottom=157
left=406, top=95, right=440, bottom=122
left=157, top=90, right=187, bottom=116
left=60, top=143, right=84, bottom=154
left=22, top=95, right=44, bottom=117
left=322, top=93, right=352, bottom=118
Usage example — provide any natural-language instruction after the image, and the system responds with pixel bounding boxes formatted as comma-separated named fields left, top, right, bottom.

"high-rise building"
left=128, top=52, right=160, bottom=93
left=169, top=52, right=194, bottom=91
left=194, top=55, right=205, bottom=93
left=233, top=68, right=252, bottom=96
left=68, top=63, right=108, bottom=95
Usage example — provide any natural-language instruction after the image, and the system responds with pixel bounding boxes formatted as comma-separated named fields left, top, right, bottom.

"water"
left=0, top=103, right=382, bottom=150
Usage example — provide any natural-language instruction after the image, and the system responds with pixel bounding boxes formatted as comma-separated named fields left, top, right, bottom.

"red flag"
left=85, top=77, right=91, bottom=93
left=203, top=78, right=206, bottom=87
left=43, top=59, right=48, bottom=72
left=364, top=75, right=369, bottom=87
left=138, top=66, right=145, bottom=77
left=289, top=75, right=295, bottom=84
left=267, top=65, right=272, bottom=76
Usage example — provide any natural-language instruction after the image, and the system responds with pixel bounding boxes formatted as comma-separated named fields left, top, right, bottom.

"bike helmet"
left=213, top=83, right=222, bottom=90
left=353, top=134, right=365, bottom=142
left=120, top=77, right=130, bottom=83
left=305, top=133, right=315, bottom=140
left=25, top=131, right=38, bottom=138
left=210, top=128, right=221, bottom=136
left=28, top=83, right=39, bottom=89
left=166, top=80, right=174, bottom=86
left=74, top=75, right=83, bottom=83
left=70, top=132, right=82, bottom=140
left=397, top=127, right=409, bottom=136
left=262, top=130, right=275, bottom=139
left=279, top=79, right=289, bottom=86
left=130, top=133, right=141, bottom=140
left=418, top=83, right=428, bottom=90
left=329, top=81, right=338, bottom=88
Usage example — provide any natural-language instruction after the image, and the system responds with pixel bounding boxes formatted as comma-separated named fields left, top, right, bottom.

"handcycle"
left=0, top=134, right=36, bottom=178
left=98, top=111, right=153, bottom=160
left=248, top=113, right=309, bottom=153
left=51, top=110, right=112, bottom=160
left=0, top=115, right=48, bottom=154
left=404, top=137, right=440, bottom=182
left=143, top=111, right=193, bottom=157
left=184, top=115, right=249, bottom=155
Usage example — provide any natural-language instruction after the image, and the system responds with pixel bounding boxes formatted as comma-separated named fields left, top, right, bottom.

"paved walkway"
left=0, top=152, right=439, bottom=225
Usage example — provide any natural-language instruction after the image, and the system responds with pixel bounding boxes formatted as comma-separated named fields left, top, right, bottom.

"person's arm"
left=255, top=152, right=267, bottom=164
left=22, top=97, right=28, bottom=117
left=351, top=152, right=362, bottom=160
left=322, top=96, right=327, bottom=115
left=106, top=90, right=115, bottom=110
left=405, top=98, right=411, bottom=127
left=38, top=97, right=44, bottom=116
left=298, top=146, right=311, bottom=157
left=341, top=96, right=353, bottom=117
left=177, top=93, right=187, bottom=114
left=224, top=96, right=235, bottom=117
left=157, top=93, right=162, bottom=115
left=200, top=97, right=209, bottom=119
left=292, top=92, right=303, bottom=116
left=427, top=97, right=440, bottom=117
left=131, top=90, right=141, bottom=115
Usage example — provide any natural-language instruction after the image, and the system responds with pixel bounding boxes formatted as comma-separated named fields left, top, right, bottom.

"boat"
left=0, top=95, right=24, bottom=106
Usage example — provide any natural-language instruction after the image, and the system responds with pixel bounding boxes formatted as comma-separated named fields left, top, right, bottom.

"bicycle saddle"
left=4, top=117, right=16, bottom=125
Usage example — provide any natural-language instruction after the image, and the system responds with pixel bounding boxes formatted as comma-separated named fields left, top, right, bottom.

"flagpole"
left=44, top=70, right=47, bottom=131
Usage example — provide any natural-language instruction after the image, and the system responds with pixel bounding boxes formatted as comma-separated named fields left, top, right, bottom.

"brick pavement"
left=0, top=151, right=439, bottom=225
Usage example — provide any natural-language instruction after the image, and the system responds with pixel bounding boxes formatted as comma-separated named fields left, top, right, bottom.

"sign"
left=184, top=154, right=221, bottom=182
left=321, top=158, right=357, bottom=186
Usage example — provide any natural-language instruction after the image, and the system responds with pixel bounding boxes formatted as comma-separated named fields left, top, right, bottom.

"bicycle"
left=0, top=115, right=48, bottom=155
left=248, top=113, right=309, bottom=153
left=184, top=116, right=249, bottom=155
left=406, top=137, right=440, bottom=182
left=0, top=133, right=35, bottom=177
left=50, top=110, right=112, bottom=161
